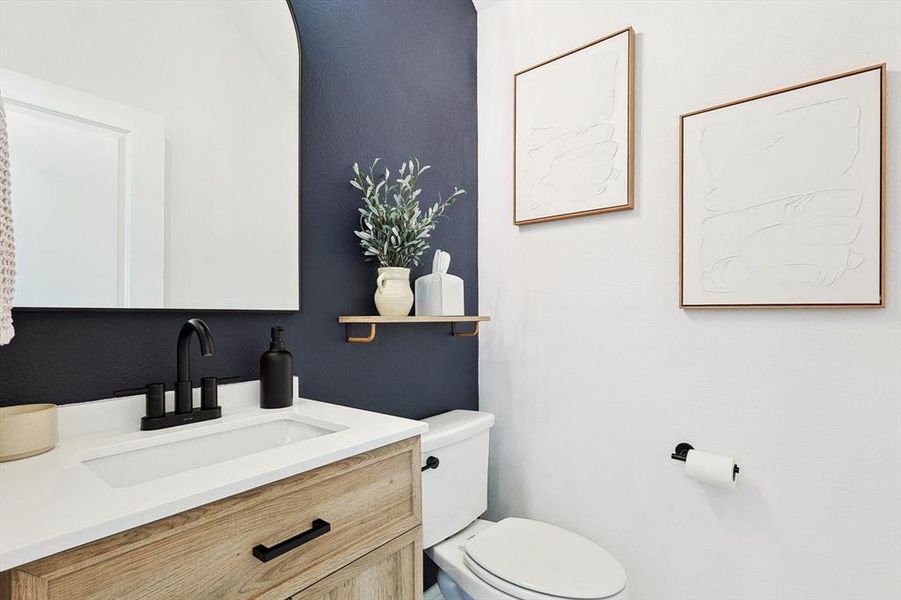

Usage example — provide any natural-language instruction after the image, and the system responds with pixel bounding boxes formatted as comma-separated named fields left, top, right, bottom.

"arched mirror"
left=0, top=0, right=300, bottom=310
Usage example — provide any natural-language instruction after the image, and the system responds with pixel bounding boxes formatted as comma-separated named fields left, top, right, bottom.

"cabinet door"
left=291, top=528, right=422, bottom=600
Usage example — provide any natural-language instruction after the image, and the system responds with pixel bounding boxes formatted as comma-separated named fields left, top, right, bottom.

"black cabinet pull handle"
left=252, top=518, right=331, bottom=562
left=422, top=456, right=440, bottom=471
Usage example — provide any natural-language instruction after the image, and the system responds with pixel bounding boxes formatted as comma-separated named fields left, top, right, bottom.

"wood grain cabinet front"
left=0, top=437, right=422, bottom=600
left=290, top=527, right=422, bottom=600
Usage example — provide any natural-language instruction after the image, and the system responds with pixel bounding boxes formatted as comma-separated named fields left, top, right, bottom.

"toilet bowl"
left=420, top=411, right=629, bottom=600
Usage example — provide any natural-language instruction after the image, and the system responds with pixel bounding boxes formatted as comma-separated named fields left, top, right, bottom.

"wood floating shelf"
left=338, top=316, right=491, bottom=344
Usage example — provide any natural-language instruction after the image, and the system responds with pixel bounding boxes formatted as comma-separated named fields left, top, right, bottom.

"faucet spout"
left=175, top=318, right=215, bottom=413
left=177, top=318, right=215, bottom=382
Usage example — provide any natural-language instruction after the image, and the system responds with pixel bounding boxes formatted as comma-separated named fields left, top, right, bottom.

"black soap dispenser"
left=260, top=326, right=293, bottom=408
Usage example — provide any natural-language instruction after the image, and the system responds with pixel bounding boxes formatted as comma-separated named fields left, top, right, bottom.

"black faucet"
left=140, top=318, right=222, bottom=431
left=176, top=318, right=215, bottom=413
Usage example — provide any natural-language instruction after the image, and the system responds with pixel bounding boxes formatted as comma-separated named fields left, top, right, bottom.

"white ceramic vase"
left=374, top=267, right=414, bottom=317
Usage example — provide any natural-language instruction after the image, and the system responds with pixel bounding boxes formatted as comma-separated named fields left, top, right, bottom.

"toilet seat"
left=462, top=518, right=627, bottom=600
left=463, top=554, right=606, bottom=600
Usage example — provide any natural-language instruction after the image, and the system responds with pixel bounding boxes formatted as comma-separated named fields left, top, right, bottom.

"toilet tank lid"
left=421, top=410, right=494, bottom=453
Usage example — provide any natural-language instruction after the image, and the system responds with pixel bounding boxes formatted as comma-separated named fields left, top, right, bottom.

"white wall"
left=477, top=2, right=900, bottom=598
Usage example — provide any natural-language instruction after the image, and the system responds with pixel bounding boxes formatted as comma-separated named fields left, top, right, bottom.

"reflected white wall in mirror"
left=0, top=0, right=300, bottom=310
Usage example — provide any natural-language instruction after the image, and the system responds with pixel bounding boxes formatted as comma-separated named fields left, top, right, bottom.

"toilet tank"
left=420, top=410, right=495, bottom=548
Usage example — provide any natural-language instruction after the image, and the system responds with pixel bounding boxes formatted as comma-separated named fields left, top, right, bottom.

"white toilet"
left=421, top=410, right=629, bottom=600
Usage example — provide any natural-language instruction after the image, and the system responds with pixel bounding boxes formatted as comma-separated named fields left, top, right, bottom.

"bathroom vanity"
left=0, top=381, right=427, bottom=599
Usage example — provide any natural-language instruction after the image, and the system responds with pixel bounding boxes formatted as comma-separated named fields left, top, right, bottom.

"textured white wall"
left=477, top=2, right=901, bottom=598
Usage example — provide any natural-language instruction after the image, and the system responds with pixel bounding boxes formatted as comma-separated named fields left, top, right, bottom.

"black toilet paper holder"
left=671, top=442, right=740, bottom=478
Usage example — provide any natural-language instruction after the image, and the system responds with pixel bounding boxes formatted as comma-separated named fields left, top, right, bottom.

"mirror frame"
left=12, top=0, right=303, bottom=314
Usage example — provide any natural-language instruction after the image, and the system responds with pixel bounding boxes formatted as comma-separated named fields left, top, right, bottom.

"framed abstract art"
left=514, top=27, right=634, bottom=225
left=680, top=64, right=886, bottom=308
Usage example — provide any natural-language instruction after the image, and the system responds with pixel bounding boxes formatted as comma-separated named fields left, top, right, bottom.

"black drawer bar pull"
left=252, top=518, right=331, bottom=562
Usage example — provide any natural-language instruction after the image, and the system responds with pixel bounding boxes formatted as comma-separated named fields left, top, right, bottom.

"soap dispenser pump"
left=260, top=326, right=293, bottom=409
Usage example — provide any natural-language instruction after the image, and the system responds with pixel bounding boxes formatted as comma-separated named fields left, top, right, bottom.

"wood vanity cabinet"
left=1, top=437, right=422, bottom=600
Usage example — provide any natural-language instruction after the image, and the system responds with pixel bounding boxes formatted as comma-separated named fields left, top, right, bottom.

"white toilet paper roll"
left=685, top=449, right=737, bottom=490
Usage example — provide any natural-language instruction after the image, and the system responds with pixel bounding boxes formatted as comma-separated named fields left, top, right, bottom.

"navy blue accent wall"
left=0, top=0, right=478, bottom=421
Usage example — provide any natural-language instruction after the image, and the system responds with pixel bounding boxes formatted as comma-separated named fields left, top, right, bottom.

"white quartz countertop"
left=0, top=380, right=427, bottom=571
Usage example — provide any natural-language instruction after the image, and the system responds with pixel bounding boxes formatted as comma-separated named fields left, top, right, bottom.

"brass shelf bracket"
left=451, top=322, right=480, bottom=337
left=339, top=316, right=488, bottom=344
left=346, top=323, right=377, bottom=343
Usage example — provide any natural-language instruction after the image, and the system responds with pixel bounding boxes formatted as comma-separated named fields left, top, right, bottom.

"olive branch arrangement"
left=350, top=158, right=465, bottom=268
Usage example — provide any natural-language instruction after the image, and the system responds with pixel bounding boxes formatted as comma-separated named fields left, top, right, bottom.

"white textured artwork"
left=681, top=66, right=884, bottom=307
left=515, top=29, right=632, bottom=225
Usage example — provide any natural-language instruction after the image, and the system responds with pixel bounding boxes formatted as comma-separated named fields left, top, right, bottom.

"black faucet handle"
left=201, top=377, right=218, bottom=410
left=145, top=383, right=166, bottom=418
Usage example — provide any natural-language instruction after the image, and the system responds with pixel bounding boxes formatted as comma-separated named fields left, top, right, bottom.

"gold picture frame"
left=514, top=27, right=635, bottom=226
left=679, top=64, right=886, bottom=308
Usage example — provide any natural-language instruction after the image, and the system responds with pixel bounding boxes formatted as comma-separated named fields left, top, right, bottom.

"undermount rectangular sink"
left=83, top=419, right=337, bottom=488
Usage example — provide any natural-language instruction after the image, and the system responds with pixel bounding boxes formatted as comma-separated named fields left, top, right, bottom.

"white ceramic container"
left=0, top=404, right=58, bottom=462
left=374, top=267, right=414, bottom=316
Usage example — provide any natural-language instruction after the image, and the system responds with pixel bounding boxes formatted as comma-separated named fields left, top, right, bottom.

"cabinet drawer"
left=6, top=437, right=421, bottom=600
left=290, top=526, right=422, bottom=600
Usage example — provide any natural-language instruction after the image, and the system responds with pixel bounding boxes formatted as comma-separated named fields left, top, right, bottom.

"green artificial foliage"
left=350, top=158, right=466, bottom=268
